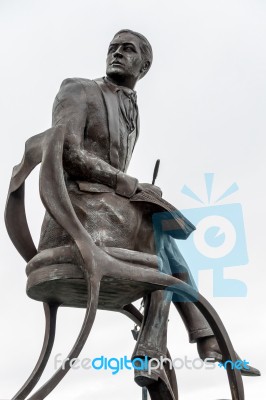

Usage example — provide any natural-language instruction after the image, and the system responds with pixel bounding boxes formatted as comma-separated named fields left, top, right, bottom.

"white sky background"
left=0, top=0, right=266, bottom=399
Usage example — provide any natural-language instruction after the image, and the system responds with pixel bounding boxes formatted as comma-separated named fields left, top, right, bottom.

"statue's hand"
left=137, top=183, right=162, bottom=197
left=115, top=171, right=139, bottom=198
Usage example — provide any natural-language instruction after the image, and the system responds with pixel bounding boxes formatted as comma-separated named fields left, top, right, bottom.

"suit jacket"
left=5, top=77, right=195, bottom=262
left=53, top=77, right=138, bottom=178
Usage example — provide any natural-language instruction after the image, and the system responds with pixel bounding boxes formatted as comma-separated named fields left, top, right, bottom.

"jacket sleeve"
left=53, top=78, right=138, bottom=197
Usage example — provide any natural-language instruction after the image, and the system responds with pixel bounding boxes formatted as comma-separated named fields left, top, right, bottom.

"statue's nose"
left=113, top=46, right=123, bottom=58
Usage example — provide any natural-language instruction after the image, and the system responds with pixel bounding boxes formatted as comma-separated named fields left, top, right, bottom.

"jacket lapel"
left=94, top=78, right=120, bottom=169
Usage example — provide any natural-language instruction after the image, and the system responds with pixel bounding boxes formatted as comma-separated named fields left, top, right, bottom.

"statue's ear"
left=139, top=61, right=151, bottom=79
left=143, top=61, right=150, bottom=71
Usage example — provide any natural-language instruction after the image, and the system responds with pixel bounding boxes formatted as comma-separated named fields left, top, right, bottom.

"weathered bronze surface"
left=5, top=29, right=259, bottom=399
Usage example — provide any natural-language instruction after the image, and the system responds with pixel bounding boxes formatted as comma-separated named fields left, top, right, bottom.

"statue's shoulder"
left=58, top=77, right=103, bottom=101
left=58, top=77, right=93, bottom=93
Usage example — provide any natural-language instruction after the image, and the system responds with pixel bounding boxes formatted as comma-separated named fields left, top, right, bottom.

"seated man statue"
left=6, top=29, right=260, bottom=399
left=39, top=28, right=259, bottom=393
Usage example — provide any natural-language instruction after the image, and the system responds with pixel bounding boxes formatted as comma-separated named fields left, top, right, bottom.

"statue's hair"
left=113, top=29, right=153, bottom=76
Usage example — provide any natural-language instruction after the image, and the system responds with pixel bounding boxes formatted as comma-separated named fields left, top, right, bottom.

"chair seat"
left=27, top=263, right=161, bottom=310
left=26, top=246, right=163, bottom=311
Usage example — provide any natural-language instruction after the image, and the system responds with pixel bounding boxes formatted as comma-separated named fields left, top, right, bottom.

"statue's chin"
left=106, top=70, right=128, bottom=85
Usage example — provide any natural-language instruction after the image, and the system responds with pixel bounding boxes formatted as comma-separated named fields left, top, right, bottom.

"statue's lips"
left=110, top=61, right=124, bottom=67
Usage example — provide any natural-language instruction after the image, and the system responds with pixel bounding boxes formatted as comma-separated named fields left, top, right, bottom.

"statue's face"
left=106, top=32, right=144, bottom=85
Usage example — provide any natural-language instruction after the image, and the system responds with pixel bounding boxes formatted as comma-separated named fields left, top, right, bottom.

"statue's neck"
left=105, top=75, right=136, bottom=91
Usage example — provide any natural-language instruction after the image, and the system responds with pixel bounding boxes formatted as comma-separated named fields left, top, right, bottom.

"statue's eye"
left=124, top=45, right=135, bottom=52
left=108, top=46, right=115, bottom=54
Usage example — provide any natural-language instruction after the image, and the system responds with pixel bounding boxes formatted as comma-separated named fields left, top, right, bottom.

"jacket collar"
left=103, top=76, right=137, bottom=99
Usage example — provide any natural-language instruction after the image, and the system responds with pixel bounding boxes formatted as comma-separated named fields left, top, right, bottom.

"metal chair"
left=5, top=126, right=244, bottom=400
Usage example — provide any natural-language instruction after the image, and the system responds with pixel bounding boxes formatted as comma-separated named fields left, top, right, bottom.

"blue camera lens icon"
left=177, top=203, right=248, bottom=297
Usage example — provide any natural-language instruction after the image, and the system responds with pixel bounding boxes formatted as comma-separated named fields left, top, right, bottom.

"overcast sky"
left=1, top=0, right=265, bottom=399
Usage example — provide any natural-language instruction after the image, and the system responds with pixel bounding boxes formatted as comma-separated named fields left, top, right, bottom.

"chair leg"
left=27, top=276, right=100, bottom=400
left=12, top=303, right=58, bottom=400
left=121, top=304, right=178, bottom=400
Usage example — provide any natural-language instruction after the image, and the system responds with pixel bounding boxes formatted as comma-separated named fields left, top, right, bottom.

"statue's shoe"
left=134, top=359, right=177, bottom=400
left=147, top=377, right=177, bottom=400
left=134, top=360, right=161, bottom=387
left=197, top=336, right=261, bottom=377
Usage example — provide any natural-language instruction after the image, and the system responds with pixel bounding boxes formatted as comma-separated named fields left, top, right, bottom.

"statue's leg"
left=124, top=293, right=178, bottom=400
left=173, top=297, right=213, bottom=343
left=131, top=291, right=171, bottom=361
left=162, top=236, right=214, bottom=344
left=11, top=303, right=58, bottom=400
left=27, top=276, right=100, bottom=400
left=122, top=303, right=178, bottom=400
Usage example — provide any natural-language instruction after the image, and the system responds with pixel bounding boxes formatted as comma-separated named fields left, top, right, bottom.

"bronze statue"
left=5, top=29, right=260, bottom=400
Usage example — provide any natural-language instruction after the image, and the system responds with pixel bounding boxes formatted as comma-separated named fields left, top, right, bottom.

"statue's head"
left=106, top=29, right=153, bottom=89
